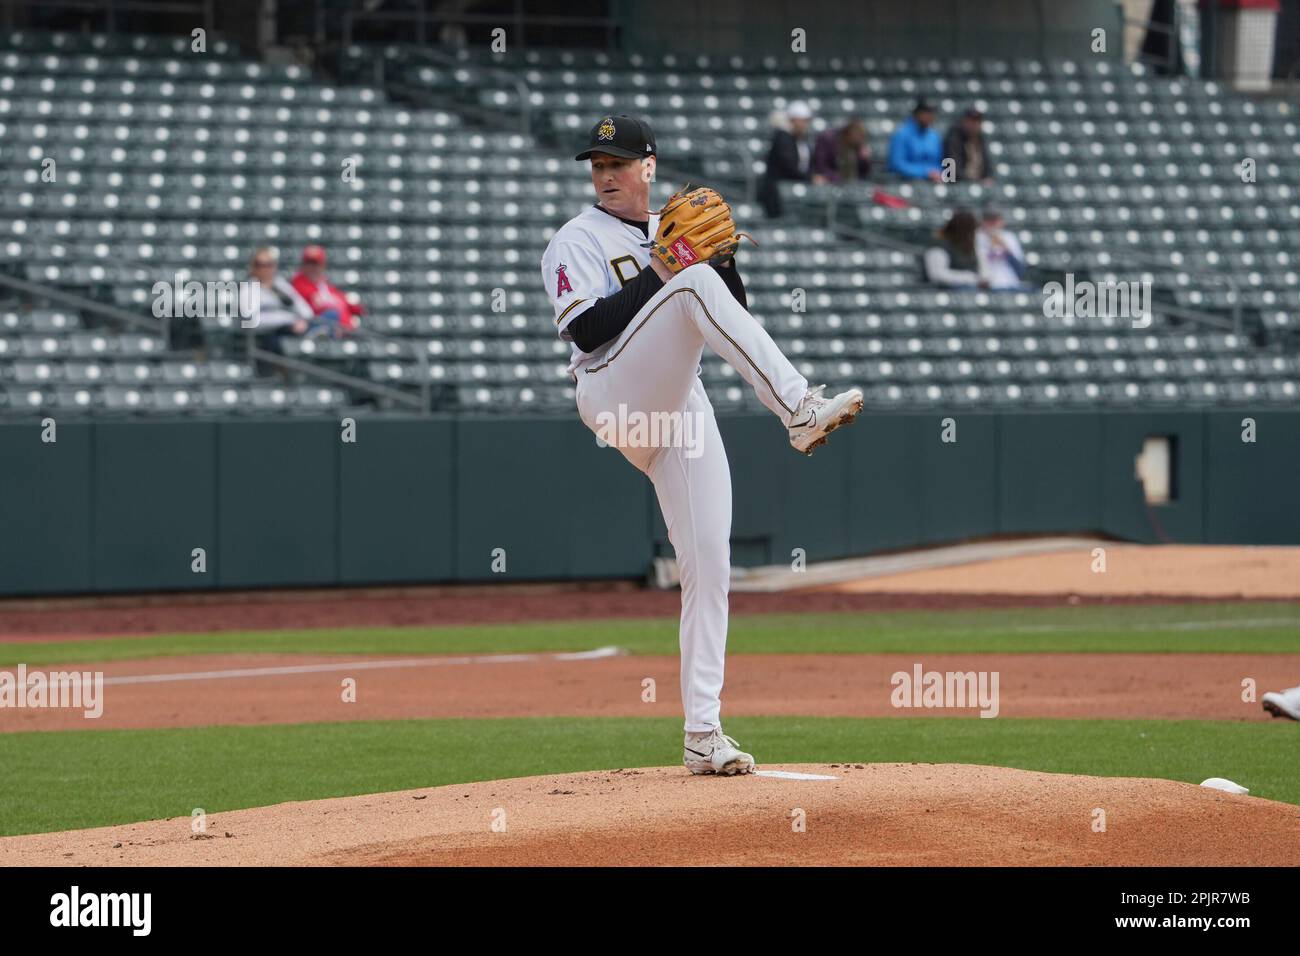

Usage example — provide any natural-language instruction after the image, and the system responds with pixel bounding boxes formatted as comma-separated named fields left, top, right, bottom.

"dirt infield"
left=3, top=764, right=1297, bottom=867
left=824, top=545, right=1300, bottom=599
left=1, top=651, right=1294, bottom=732
left=3, top=543, right=1297, bottom=866
left=0, top=583, right=1287, bottom=641
left=1, top=543, right=1295, bottom=642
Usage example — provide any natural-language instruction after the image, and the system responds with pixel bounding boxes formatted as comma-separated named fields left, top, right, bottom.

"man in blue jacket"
left=888, top=99, right=944, bottom=182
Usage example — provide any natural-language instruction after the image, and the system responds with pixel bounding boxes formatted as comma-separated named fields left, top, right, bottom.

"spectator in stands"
left=976, top=209, right=1028, bottom=290
left=811, top=118, right=872, bottom=184
left=887, top=99, right=944, bottom=182
left=758, top=101, right=818, bottom=218
left=247, top=247, right=312, bottom=351
left=943, top=107, right=994, bottom=185
left=924, top=209, right=989, bottom=289
left=291, top=246, right=362, bottom=336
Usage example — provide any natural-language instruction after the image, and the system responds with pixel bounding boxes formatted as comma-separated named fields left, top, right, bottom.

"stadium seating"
left=0, top=30, right=1296, bottom=417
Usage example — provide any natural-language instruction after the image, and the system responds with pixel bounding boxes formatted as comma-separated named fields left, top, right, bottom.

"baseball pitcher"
left=540, top=114, right=864, bottom=775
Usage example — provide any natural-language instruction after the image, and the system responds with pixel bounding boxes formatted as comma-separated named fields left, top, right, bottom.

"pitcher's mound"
left=4, top=764, right=1297, bottom=866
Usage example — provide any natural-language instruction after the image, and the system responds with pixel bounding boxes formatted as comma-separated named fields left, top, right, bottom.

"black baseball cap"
left=575, top=114, right=657, bottom=161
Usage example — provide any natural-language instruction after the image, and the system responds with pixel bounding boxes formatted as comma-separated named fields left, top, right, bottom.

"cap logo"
left=597, top=118, right=616, bottom=141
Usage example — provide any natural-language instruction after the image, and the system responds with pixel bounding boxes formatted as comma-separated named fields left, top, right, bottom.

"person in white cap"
left=758, top=100, right=821, bottom=217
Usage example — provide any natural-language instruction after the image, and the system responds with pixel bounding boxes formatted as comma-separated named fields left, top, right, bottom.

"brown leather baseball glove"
left=648, top=185, right=754, bottom=273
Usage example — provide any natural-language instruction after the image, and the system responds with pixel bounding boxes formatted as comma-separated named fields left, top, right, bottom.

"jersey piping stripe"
left=582, top=287, right=795, bottom=418
left=555, top=297, right=589, bottom=325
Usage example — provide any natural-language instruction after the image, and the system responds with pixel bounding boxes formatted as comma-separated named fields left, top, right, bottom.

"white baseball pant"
left=574, top=264, right=809, bottom=731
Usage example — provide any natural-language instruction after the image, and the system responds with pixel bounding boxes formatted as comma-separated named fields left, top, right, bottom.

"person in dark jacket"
left=942, top=107, right=994, bottom=185
left=810, top=118, right=872, bottom=183
left=758, top=101, right=817, bottom=218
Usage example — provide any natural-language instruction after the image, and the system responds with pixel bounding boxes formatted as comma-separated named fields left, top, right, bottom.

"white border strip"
left=102, top=646, right=624, bottom=686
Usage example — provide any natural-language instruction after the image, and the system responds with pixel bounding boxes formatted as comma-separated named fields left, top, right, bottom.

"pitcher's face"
left=590, top=152, right=654, bottom=220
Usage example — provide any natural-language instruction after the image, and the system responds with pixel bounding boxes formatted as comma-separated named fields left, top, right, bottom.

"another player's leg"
left=1262, top=684, right=1300, bottom=720
left=645, top=382, right=754, bottom=775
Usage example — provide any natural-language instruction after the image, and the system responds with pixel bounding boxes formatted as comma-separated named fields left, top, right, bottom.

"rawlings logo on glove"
left=648, top=185, right=755, bottom=274
left=669, top=238, right=699, bottom=266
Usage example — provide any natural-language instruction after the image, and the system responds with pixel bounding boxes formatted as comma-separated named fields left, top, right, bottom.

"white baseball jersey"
left=540, top=204, right=661, bottom=377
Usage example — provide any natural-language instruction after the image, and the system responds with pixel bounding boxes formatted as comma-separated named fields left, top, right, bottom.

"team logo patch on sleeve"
left=555, top=263, right=574, bottom=296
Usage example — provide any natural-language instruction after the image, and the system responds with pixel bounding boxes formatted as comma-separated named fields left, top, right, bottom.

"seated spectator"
left=943, top=107, right=994, bottom=185
left=246, top=247, right=312, bottom=351
left=811, top=118, right=872, bottom=183
left=887, top=99, right=943, bottom=182
left=758, top=101, right=817, bottom=218
left=976, top=209, right=1027, bottom=290
left=924, top=209, right=988, bottom=289
left=291, top=245, right=363, bottom=335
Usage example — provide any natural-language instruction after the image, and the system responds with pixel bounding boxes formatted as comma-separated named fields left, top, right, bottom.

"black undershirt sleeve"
left=566, top=266, right=664, bottom=354
left=711, top=256, right=748, bottom=310
left=566, top=257, right=751, bottom=354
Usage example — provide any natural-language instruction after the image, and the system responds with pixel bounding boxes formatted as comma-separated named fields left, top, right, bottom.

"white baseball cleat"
left=1262, top=686, right=1300, bottom=721
left=788, top=384, right=865, bottom=455
left=684, top=727, right=756, bottom=776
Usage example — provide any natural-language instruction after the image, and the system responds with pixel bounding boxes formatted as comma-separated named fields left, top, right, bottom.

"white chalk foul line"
left=103, top=646, right=624, bottom=686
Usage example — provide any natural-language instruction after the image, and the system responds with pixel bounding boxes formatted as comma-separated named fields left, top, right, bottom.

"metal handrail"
left=825, top=180, right=1248, bottom=334
left=0, top=267, right=438, bottom=410
left=389, top=46, right=533, bottom=137
left=1060, top=240, right=1244, bottom=334
left=1125, top=14, right=1179, bottom=74
left=247, top=343, right=426, bottom=411
left=336, top=321, right=432, bottom=412
left=339, top=6, right=619, bottom=50
left=739, top=146, right=759, bottom=206
left=805, top=191, right=1247, bottom=335
left=0, top=269, right=169, bottom=343
left=242, top=314, right=434, bottom=412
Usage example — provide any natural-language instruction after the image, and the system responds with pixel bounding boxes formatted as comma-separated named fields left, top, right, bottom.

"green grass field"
left=4, top=602, right=1299, bottom=666
left=1, top=601, right=1297, bottom=836
left=0, top=717, right=1297, bottom=836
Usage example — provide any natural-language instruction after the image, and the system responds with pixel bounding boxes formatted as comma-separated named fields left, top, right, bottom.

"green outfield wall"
left=0, top=409, right=1295, bottom=597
